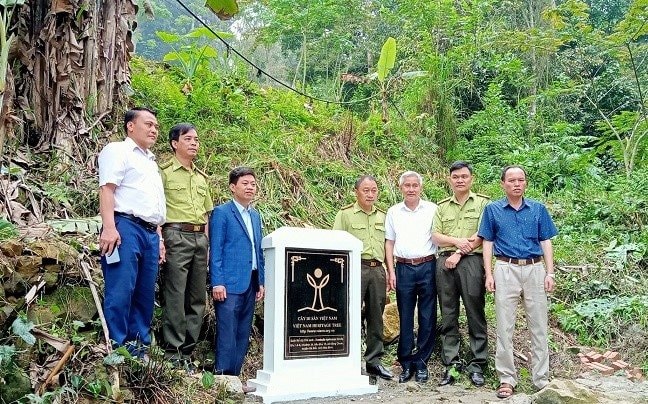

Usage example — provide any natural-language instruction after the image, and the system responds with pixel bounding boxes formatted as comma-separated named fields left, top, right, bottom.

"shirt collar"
left=501, top=197, right=529, bottom=210
left=450, top=191, right=476, bottom=205
left=400, top=199, right=426, bottom=212
left=232, top=199, right=250, bottom=214
left=124, top=136, right=155, bottom=160
left=353, top=201, right=376, bottom=214
left=170, top=155, right=195, bottom=172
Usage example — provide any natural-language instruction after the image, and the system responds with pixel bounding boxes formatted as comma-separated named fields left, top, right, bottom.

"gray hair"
left=398, top=171, right=423, bottom=187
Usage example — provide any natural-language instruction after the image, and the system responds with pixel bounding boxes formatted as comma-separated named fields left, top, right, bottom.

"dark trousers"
left=214, top=271, right=258, bottom=376
left=102, top=216, right=159, bottom=356
left=161, top=228, right=208, bottom=359
left=395, top=260, right=437, bottom=371
left=361, top=263, right=387, bottom=366
left=436, top=255, right=488, bottom=373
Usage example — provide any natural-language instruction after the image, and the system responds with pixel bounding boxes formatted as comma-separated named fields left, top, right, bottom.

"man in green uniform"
left=159, top=123, right=213, bottom=370
left=432, top=161, right=489, bottom=387
left=333, top=175, right=393, bottom=380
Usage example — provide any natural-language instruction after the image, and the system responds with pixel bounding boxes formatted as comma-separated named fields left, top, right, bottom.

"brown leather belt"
left=395, top=254, right=436, bottom=265
left=496, top=256, right=542, bottom=265
left=361, top=259, right=383, bottom=267
left=163, top=223, right=206, bottom=232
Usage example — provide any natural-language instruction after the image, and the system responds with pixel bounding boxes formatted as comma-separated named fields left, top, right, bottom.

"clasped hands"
left=444, top=237, right=475, bottom=270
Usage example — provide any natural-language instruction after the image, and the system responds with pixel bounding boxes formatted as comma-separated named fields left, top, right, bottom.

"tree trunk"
left=9, top=0, right=138, bottom=160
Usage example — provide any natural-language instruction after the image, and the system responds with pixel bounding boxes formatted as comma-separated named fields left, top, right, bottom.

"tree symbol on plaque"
left=298, top=268, right=337, bottom=312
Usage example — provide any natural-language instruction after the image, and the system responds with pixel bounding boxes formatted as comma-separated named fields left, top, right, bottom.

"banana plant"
left=205, top=0, right=239, bottom=20
left=0, top=0, right=25, bottom=158
left=156, top=26, right=233, bottom=93
left=367, top=37, right=428, bottom=123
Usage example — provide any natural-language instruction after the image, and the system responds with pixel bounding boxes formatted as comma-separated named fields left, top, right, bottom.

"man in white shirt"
left=98, top=107, right=166, bottom=357
left=385, top=171, right=438, bottom=383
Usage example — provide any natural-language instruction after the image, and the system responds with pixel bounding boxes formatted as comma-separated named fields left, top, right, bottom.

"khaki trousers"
left=494, top=260, right=549, bottom=389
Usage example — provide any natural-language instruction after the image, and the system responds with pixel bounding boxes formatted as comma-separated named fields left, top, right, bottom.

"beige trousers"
left=494, top=260, right=549, bottom=389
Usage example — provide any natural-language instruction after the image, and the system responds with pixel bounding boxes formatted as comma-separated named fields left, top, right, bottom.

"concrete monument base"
left=249, top=227, right=376, bottom=403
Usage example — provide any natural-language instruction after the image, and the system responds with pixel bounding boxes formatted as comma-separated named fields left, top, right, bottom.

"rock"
left=533, top=379, right=600, bottom=403
left=0, top=367, right=32, bottom=402
left=0, top=299, right=13, bottom=327
left=383, top=302, right=400, bottom=344
left=27, top=286, right=97, bottom=324
left=43, top=271, right=59, bottom=289
left=0, top=239, right=23, bottom=257
left=28, top=240, right=78, bottom=265
left=15, top=255, right=42, bottom=277
left=405, top=381, right=421, bottom=392
left=215, top=375, right=245, bottom=401
left=3, top=272, right=28, bottom=296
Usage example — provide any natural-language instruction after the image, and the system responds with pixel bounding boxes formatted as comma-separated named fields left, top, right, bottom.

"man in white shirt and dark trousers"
left=98, top=107, right=166, bottom=358
left=385, top=171, right=438, bottom=383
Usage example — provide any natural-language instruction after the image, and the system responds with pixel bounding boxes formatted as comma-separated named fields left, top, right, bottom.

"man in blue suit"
left=209, top=166, right=265, bottom=383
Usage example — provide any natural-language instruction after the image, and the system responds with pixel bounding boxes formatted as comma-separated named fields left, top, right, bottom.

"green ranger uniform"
left=333, top=202, right=387, bottom=367
left=160, top=156, right=213, bottom=361
left=433, top=191, right=490, bottom=373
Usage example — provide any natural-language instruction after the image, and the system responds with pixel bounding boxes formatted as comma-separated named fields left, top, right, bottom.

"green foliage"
left=132, top=59, right=445, bottom=231
left=0, top=218, right=17, bottom=240
left=11, top=317, right=36, bottom=345
left=156, top=26, right=231, bottom=88
left=376, top=37, right=396, bottom=83
left=555, top=296, right=648, bottom=345
left=205, top=0, right=239, bottom=20
left=201, top=370, right=215, bottom=389
left=0, top=344, right=16, bottom=371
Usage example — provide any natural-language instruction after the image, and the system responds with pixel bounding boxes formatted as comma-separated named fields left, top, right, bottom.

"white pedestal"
left=249, top=227, right=377, bottom=403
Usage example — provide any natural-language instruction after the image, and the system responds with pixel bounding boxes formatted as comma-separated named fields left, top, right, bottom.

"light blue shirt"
left=233, top=199, right=257, bottom=270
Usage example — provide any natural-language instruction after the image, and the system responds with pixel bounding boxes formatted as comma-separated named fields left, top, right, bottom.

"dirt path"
left=243, top=373, right=648, bottom=403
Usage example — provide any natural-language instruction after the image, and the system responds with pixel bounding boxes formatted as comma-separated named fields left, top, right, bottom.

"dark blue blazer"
left=209, top=200, right=265, bottom=294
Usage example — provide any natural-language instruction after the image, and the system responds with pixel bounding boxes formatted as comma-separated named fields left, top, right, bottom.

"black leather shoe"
left=415, top=368, right=429, bottom=383
left=366, top=363, right=394, bottom=380
left=398, top=367, right=413, bottom=383
left=469, top=371, right=485, bottom=387
left=439, top=368, right=456, bottom=386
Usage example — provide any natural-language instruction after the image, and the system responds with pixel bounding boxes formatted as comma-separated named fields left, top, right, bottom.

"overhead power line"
left=170, top=0, right=377, bottom=106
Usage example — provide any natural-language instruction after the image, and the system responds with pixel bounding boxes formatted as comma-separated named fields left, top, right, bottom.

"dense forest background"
left=0, top=0, right=647, bottom=400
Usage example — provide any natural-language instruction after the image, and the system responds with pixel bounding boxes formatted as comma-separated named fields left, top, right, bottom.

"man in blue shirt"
left=478, top=165, right=557, bottom=399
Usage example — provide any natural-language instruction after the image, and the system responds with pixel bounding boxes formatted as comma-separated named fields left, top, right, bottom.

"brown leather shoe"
left=242, top=384, right=256, bottom=394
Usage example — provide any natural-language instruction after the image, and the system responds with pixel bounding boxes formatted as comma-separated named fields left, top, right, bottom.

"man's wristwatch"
left=546, top=273, right=555, bottom=278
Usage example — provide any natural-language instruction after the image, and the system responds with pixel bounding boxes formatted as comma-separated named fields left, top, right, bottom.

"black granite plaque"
left=284, top=248, right=349, bottom=359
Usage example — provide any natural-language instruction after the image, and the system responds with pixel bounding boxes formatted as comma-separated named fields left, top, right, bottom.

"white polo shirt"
left=385, top=199, right=438, bottom=259
left=98, top=137, right=166, bottom=225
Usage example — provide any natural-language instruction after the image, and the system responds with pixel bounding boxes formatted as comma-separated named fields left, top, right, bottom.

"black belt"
left=496, top=255, right=542, bottom=265
left=438, top=251, right=483, bottom=257
left=361, top=259, right=383, bottom=267
left=395, top=254, right=436, bottom=265
left=163, top=223, right=206, bottom=232
left=115, top=212, right=158, bottom=233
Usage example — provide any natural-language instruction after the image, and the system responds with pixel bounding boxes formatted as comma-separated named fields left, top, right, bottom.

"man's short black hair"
left=500, top=165, right=527, bottom=181
left=449, top=161, right=473, bottom=174
left=124, top=107, right=156, bottom=133
left=168, top=123, right=196, bottom=152
left=229, top=166, right=256, bottom=185
left=354, top=175, right=377, bottom=189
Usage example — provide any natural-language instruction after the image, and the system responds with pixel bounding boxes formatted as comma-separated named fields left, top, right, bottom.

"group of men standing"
left=98, top=108, right=263, bottom=392
left=334, top=164, right=557, bottom=399
left=98, top=107, right=558, bottom=399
